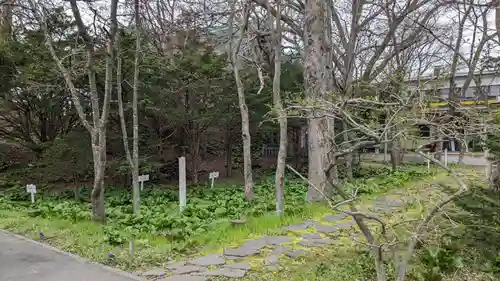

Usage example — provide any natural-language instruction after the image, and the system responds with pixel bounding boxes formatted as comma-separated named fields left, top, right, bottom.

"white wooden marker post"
left=179, top=157, right=186, bottom=213
left=26, top=184, right=36, bottom=203
left=427, top=151, right=430, bottom=170
left=138, top=174, right=149, bottom=191
left=209, top=171, right=219, bottom=188
left=444, top=149, right=448, bottom=167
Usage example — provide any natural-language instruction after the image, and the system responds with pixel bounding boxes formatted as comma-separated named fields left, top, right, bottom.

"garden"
left=0, top=166, right=431, bottom=272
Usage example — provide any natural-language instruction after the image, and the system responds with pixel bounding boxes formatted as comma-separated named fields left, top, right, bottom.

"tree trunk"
left=342, top=121, right=353, bottom=180
left=131, top=0, right=141, bottom=214
left=307, top=119, right=330, bottom=201
left=239, top=99, right=253, bottom=200
left=489, top=163, right=500, bottom=191
left=191, top=130, right=200, bottom=184
left=390, top=135, right=402, bottom=170
left=269, top=0, right=286, bottom=216
left=227, top=0, right=253, bottom=200
left=0, top=0, right=14, bottom=45
left=91, top=132, right=106, bottom=222
left=304, top=0, right=333, bottom=201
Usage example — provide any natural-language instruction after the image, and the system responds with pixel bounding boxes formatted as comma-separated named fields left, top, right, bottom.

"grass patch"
left=0, top=166, right=433, bottom=271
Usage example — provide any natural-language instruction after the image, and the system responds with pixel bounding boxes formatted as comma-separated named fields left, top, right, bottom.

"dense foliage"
left=0, top=167, right=431, bottom=250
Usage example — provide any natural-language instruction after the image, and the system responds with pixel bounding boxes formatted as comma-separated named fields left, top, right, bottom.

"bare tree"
left=28, top=0, right=119, bottom=221
left=117, top=0, right=141, bottom=214
left=228, top=0, right=254, bottom=200
left=287, top=84, right=487, bottom=280
left=262, top=0, right=287, bottom=215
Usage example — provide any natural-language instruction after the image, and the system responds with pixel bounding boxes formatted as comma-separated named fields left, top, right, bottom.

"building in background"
left=403, top=68, right=500, bottom=152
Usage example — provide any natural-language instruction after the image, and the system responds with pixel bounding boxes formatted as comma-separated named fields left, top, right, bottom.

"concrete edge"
left=0, top=229, right=147, bottom=281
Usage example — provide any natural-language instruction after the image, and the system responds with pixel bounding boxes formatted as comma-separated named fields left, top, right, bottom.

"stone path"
left=137, top=191, right=414, bottom=281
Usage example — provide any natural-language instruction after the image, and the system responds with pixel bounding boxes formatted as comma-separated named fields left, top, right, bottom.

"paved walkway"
left=0, top=231, right=143, bottom=281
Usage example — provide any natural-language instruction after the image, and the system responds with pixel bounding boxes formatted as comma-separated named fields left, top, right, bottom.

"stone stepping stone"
left=286, top=250, right=306, bottom=258
left=165, top=261, right=186, bottom=270
left=224, top=262, right=251, bottom=270
left=287, top=223, right=310, bottom=231
left=224, top=247, right=260, bottom=258
left=172, top=265, right=207, bottom=275
left=189, top=254, right=225, bottom=266
left=140, top=267, right=166, bottom=277
left=224, top=255, right=241, bottom=260
left=157, top=276, right=207, bottom=281
left=240, top=237, right=268, bottom=249
left=240, top=236, right=292, bottom=250
left=298, top=238, right=336, bottom=247
left=310, top=238, right=335, bottom=245
left=287, top=220, right=321, bottom=231
left=322, top=213, right=348, bottom=222
left=264, top=255, right=279, bottom=265
left=334, top=220, right=356, bottom=229
left=270, top=245, right=291, bottom=255
left=266, top=236, right=292, bottom=245
left=301, top=233, right=322, bottom=239
left=198, top=268, right=247, bottom=278
left=298, top=240, right=326, bottom=248
left=265, top=265, right=282, bottom=272
left=315, top=224, right=338, bottom=233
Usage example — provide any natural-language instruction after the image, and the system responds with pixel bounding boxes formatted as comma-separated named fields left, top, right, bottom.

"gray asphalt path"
left=0, top=231, right=143, bottom=281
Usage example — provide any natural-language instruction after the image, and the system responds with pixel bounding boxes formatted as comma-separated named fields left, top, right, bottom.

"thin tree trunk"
left=228, top=0, right=253, bottom=200
left=131, top=0, right=140, bottom=213
left=342, top=121, right=353, bottom=180
left=91, top=132, right=106, bottom=221
left=116, top=0, right=141, bottom=214
left=268, top=0, right=286, bottom=216
left=191, top=129, right=201, bottom=184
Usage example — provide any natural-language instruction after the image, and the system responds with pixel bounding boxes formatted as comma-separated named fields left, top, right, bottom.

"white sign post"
left=179, top=157, right=186, bottom=213
left=26, top=184, right=36, bottom=203
left=209, top=171, right=219, bottom=188
left=138, top=174, right=149, bottom=191
left=427, top=151, right=431, bottom=170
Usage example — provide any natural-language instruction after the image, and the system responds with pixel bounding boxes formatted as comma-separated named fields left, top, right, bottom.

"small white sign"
left=138, top=174, right=150, bottom=191
left=26, top=184, right=36, bottom=203
left=138, top=174, right=150, bottom=182
left=26, top=184, right=36, bottom=193
left=209, top=171, right=219, bottom=188
left=209, top=172, right=219, bottom=179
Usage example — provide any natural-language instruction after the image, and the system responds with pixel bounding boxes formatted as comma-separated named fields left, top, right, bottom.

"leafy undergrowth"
left=211, top=168, right=494, bottom=281
left=0, top=166, right=432, bottom=270
left=416, top=181, right=500, bottom=281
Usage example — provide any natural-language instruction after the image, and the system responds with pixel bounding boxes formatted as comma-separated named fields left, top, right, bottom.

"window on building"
left=489, top=85, right=500, bottom=97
